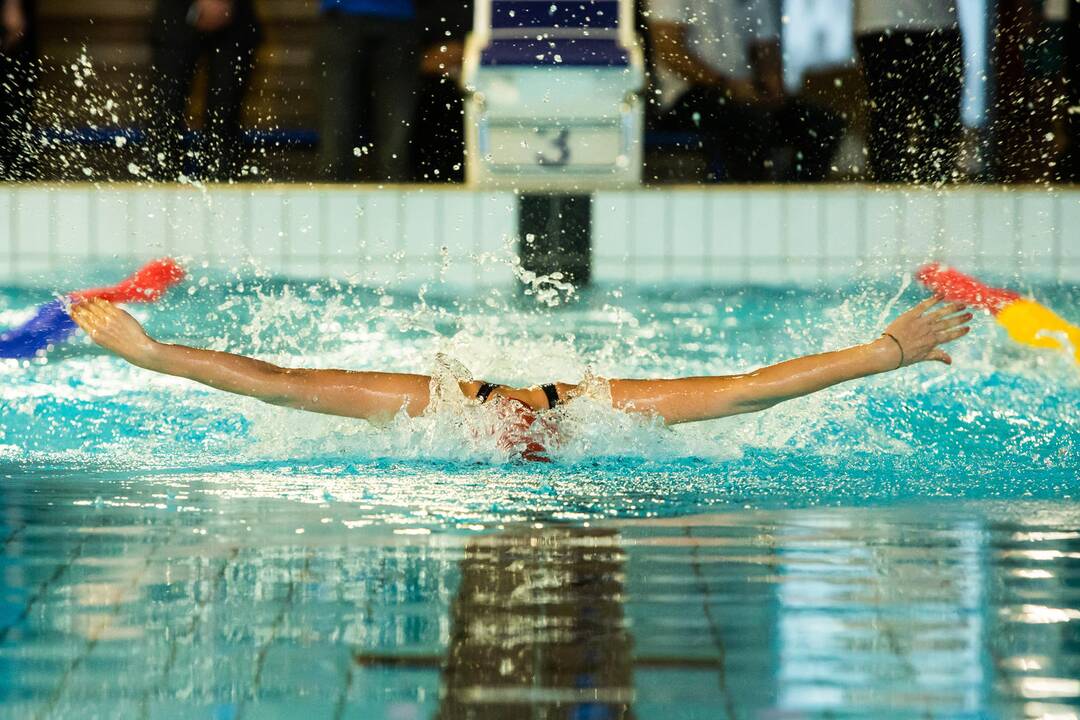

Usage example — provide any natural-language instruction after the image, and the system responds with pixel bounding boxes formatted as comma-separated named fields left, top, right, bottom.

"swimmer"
left=69, top=296, right=970, bottom=450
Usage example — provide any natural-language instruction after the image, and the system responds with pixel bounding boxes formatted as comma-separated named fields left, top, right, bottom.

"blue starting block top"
left=480, top=0, right=629, bottom=66
left=489, top=0, right=620, bottom=29
left=481, top=38, right=628, bottom=67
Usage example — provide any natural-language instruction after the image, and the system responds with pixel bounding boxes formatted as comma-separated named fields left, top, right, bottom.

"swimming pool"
left=2, top=276, right=1078, bottom=718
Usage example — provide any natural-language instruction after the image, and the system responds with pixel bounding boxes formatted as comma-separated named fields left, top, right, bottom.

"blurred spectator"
left=0, top=0, right=37, bottom=180
left=317, top=0, right=419, bottom=182
left=412, top=0, right=471, bottom=182
left=855, top=0, right=962, bottom=183
left=645, top=0, right=843, bottom=182
left=1062, top=0, right=1080, bottom=181
left=145, top=0, right=261, bottom=181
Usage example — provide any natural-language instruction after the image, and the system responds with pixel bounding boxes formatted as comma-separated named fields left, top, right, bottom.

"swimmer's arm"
left=70, top=299, right=432, bottom=421
left=610, top=298, right=972, bottom=424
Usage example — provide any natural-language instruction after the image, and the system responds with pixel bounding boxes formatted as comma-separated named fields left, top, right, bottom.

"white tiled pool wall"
left=1, top=184, right=1077, bottom=287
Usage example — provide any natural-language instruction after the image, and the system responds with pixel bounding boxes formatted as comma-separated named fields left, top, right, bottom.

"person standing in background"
left=0, top=0, right=37, bottom=180
left=1062, top=0, right=1080, bottom=181
left=645, top=0, right=843, bottom=182
left=145, top=0, right=262, bottom=181
left=317, top=0, right=419, bottom=182
left=855, top=0, right=963, bottom=183
left=412, top=0, right=471, bottom=182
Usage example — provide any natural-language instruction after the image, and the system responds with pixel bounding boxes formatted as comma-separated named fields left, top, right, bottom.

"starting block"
left=463, top=0, right=645, bottom=190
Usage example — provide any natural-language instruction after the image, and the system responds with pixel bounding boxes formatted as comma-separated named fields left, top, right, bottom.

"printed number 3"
left=536, top=128, right=570, bottom=167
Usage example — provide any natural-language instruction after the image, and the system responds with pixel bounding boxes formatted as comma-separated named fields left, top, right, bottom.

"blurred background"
left=2, top=0, right=1078, bottom=186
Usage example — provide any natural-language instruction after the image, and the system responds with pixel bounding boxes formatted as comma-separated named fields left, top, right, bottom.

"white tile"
left=746, top=192, right=783, bottom=258
left=402, top=192, right=439, bottom=260
left=401, top=257, right=442, bottom=287
left=632, top=258, right=666, bottom=284
left=628, top=192, right=666, bottom=261
left=284, top=259, right=325, bottom=280
left=437, top=190, right=479, bottom=263
left=784, top=191, right=822, bottom=260
left=942, top=189, right=979, bottom=258
left=206, top=189, right=247, bottom=259
left=593, top=256, right=630, bottom=284
left=1017, top=190, right=1055, bottom=261
left=359, top=190, right=403, bottom=263
left=747, top=262, right=784, bottom=284
left=165, top=189, right=209, bottom=259
left=442, top=260, right=480, bottom=291
left=477, top=193, right=516, bottom=256
left=91, top=189, right=132, bottom=259
left=592, top=191, right=633, bottom=258
left=787, top=261, right=821, bottom=286
left=900, top=190, right=942, bottom=262
left=822, top=260, right=857, bottom=282
left=323, top=189, right=362, bottom=261
left=710, top=258, right=746, bottom=285
left=53, top=189, right=92, bottom=258
left=283, top=188, right=322, bottom=261
left=1061, top=194, right=1080, bottom=261
left=669, top=192, right=707, bottom=259
left=474, top=255, right=514, bottom=287
left=977, top=189, right=1019, bottom=261
left=822, top=190, right=858, bottom=258
left=709, top=193, right=746, bottom=258
left=13, top=187, right=51, bottom=258
left=16, top=256, right=53, bottom=281
left=250, top=190, right=286, bottom=258
left=0, top=188, right=12, bottom=260
left=670, top=258, right=708, bottom=281
left=132, top=189, right=172, bottom=257
left=862, top=191, right=901, bottom=262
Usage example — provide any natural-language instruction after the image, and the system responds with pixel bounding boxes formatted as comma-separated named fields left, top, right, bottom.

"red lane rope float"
left=918, top=263, right=1080, bottom=364
left=71, top=257, right=186, bottom=303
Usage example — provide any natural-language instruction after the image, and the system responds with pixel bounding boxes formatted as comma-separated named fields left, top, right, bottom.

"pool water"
left=2, top=275, right=1078, bottom=718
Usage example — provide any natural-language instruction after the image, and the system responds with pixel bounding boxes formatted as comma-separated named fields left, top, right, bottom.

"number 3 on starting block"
left=463, top=0, right=645, bottom=190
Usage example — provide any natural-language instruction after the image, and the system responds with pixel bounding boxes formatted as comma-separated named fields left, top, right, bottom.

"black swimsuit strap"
left=540, top=383, right=560, bottom=409
left=475, top=382, right=496, bottom=404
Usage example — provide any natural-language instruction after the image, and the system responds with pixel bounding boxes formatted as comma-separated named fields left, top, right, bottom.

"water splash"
left=3, top=274, right=1078, bottom=515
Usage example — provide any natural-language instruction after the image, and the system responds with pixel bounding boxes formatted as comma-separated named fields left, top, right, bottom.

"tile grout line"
left=817, top=191, right=827, bottom=283
left=435, top=190, right=446, bottom=285
left=9, top=186, right=18, bottom=275
left=397, top=189, right=407, bottom=277
left=1012, top=191, right=1022, bottom=275
left=318, top=190, right=328, bottom=276
left=473, top=192, right=482, bottom=288
left=1052, top=190, right=1063, bottom=284
left=740, top=192, right=749, bottom=283
left=87, top=185, right=98, bottom=261
left=703, top=190, right=714, bottom=282
left=663, top=191, right=673, bottom=283
left=138, top=546, right=241, bottom=720
left=1, top=524, right=26, bottom=549
left=973, top=190, right=985, bottom=273
left=37, top=527, right=179, bottom=720
left=237, top=552, right=312, bottom=719
left=0, top=537, right=88, bottom=645
left=357, top=188, right=367, bottom=277
left=126, top=189, right=136, bottom=259
left=47, top=188, right=57, bottom=273
left=280, top=188, right=290, bottom=275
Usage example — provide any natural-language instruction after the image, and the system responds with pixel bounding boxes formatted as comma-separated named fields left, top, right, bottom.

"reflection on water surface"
left=1, top=470, right=1077, bottom=719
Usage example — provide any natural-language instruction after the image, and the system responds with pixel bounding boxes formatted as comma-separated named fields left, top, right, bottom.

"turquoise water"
left=2, top=276, right=1079, bottom=718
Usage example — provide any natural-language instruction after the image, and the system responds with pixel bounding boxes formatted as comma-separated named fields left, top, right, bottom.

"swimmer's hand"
left=70, top=298, right=160, bottom=366
left=879, top=297, right=972, bottom=367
